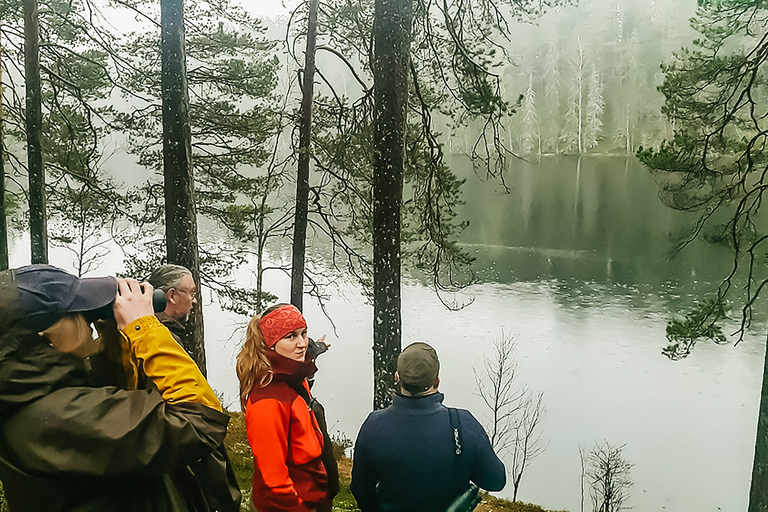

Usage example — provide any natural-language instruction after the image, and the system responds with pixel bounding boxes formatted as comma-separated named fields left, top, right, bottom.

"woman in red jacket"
left=236, top=303, right=333, bottom=512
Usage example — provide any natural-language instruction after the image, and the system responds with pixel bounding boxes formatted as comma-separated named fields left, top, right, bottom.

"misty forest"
left=2, top=0, right=768, bottom=510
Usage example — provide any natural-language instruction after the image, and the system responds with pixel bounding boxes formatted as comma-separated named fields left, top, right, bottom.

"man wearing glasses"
left=148, top=264, right=198, bottom=344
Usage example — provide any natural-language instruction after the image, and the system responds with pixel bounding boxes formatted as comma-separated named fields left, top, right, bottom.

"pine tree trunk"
left=371, top=0, right=411, bottom=410
left=0, top=52, right=9, bottom=271
left=290, top=0, right=319, bottom=311
left=576, top=36, right=584, bottom=155
left=749, top=334, right=768, bottom=511
left=24, top=0, right=47, bottom=264
left=160, top=0, right=205, bottom=374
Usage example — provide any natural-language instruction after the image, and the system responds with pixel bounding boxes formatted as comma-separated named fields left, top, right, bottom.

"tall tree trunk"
left=290, top=0, right=319, bottom=311
left=0, top=49, right=9, bottom=270
left=749, top=334, right=768, bottom=511
left=24, top=0, right=47, bottom=264
left=371, top=0, right=412, bottom=410
left=576, top=36, right=584, bottom=155
left=160, top=0, right=205, bottom=374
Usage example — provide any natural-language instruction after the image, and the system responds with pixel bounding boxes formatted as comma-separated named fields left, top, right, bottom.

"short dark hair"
left=148, top=264, right=192, bottom=292
left=401, top=380, right=438, bottom=396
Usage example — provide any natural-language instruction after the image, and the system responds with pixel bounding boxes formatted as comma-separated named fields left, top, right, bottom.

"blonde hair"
left=41, top=313, right=100, bottom=358
left=236, top=308, right=281, bottom=411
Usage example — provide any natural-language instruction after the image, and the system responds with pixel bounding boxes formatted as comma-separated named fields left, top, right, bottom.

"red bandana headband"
left=260, top=304, right=307, bottom=348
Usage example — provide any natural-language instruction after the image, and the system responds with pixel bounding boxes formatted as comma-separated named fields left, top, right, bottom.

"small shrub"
left=331, top=432, right=353, bottom=461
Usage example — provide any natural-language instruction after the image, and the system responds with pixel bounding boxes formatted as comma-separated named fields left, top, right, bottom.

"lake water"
left=8, top=155, right=764, bottom=511
left=210, top=155, right=763, bottom=511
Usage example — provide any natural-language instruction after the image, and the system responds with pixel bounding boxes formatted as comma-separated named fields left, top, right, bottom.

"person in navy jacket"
left=351, top=342, right=506, bottom=512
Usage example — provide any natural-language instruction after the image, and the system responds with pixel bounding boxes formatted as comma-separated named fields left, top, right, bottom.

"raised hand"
left=114, top=279, right=155, bottom=331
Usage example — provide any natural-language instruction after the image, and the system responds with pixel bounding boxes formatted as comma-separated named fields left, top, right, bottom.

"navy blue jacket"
left=350, top=392, right=506, bottom=512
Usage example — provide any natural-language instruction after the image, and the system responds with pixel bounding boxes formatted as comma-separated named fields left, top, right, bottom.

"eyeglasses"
left=174, top=288, right=197, bottom=297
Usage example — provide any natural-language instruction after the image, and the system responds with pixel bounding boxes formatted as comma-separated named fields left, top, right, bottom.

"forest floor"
left=225, top=411, right=568, bottom=512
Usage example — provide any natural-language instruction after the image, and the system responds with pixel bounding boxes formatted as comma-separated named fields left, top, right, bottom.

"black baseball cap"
left=0, top=264, right=117, bottom=332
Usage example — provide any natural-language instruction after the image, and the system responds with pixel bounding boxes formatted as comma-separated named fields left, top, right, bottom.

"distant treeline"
left=258, top=0, right=698, bottom=157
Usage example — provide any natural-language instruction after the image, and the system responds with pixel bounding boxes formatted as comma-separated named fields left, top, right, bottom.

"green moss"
left=332, top=479, right=359, bottom=511
left=479, top=493, right=569, bottom=512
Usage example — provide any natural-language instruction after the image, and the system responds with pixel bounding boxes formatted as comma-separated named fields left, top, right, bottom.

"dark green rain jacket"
left=0, top=320, right=240, bottom=512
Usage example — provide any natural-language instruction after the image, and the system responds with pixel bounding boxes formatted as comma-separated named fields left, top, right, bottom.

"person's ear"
left=166, top=289, right=177, bottom=305
left=435, top=376, right=440, bottom=389
left=394, top=371, right=400, bottom=384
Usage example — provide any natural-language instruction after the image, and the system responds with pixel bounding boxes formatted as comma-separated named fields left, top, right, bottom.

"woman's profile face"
left=273, top=326, right=309, bottom=361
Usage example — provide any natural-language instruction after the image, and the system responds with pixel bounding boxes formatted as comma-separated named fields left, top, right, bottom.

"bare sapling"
left=582, top=441, right=633, bottom=512
left=475, top=331, right=547, bottom=501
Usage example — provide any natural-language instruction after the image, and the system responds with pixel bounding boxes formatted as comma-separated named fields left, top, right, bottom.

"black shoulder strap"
left=448, top=407, right=462, bottom=456
left=447, top=408, right=482, bottom=512
left=286, top=380, right=341, bottom=499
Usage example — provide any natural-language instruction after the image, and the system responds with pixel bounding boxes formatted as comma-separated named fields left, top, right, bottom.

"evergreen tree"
left=584, top=63, right=604, bottom=150
left=520, top=72, right=540, bottom=156
left=112, top=0, right=281, bottom=317
left=23, top=0, right=47, bottom=263
left=290, top=0, right=319, bottom=311
left=636, top=3, right=768, bottom=508
left=0, top=53, right=8, bottom=270
left=542, top=32, right=562, bottom=154
left=562, top=34, right=586, bottom=153
left=48, top=179, right=120, bottom=276
left=4, top=0, right=125, bottom=271
left=158, top=0, right=207, bottom=372
left=370, top=0, right=411, bottom=409
left=611, top=28, right=641, bottom=153
left=280, top=0, right=566, bottom=407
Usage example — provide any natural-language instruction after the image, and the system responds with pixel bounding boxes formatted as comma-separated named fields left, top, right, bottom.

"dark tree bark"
left=160, top=0, right=205, bottom=374
left=0, top=153, right=8, bottom=272
left=371, top=0, right=412, bottom=410
left=0, top=54, right=9, bottom=271
left=24, top=0, right=47, bottom=264
left=750, top=334, right=768, bottom=511
left=290, top=0, right=319, bottom=312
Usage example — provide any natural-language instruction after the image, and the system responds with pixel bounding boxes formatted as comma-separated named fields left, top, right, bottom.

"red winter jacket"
left=245, top=354, right=329, bottom=512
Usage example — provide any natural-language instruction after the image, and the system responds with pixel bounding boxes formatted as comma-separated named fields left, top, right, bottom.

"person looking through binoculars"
left=0, top=264, right=240, bottom=512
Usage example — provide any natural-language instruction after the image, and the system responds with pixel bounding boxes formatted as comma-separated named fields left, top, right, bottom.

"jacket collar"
left=155, top=312, right=186, bottom=336
left=390, top=391, right=445, bottom=414
left=268, top=351, right=318, bottom=386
